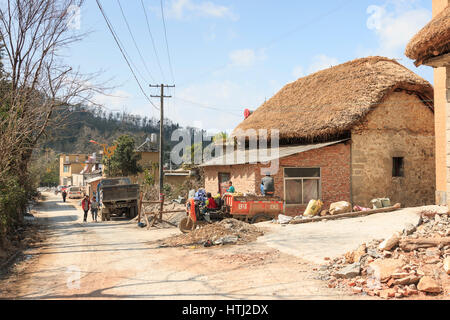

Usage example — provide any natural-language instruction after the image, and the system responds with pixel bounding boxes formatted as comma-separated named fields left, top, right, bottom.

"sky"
left=67, top=0, right=435, bottom=135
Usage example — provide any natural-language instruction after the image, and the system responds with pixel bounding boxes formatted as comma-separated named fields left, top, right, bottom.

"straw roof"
left=405, top=5, right=450, bottom=66
left=233, top=56, right=433, bottom=143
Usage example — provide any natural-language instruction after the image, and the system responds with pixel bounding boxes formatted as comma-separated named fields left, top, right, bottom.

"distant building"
left=59, top=154, right=89, bottom=186
left=406, top=0, right=450, bottom=205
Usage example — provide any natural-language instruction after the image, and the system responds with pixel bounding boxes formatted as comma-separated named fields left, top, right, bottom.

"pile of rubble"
left=316, top=209, right=450, bottom=299
left=161, top=219, right=264, bottom=248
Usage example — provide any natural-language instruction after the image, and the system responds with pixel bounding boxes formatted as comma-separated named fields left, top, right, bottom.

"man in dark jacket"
left=261, top=174, right=275, bottom=196
left=62, top=189, right=67, bottom=202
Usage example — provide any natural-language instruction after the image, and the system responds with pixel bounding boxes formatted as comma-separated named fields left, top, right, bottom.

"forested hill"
left=41, top=105, right=183, bottom=156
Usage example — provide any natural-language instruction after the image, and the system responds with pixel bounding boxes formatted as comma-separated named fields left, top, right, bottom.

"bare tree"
left=0, top=0, right=102, bottom=227
left=0, top=0, right=102, bottom=176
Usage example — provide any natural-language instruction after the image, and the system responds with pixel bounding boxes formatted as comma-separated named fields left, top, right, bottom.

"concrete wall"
left=435, top=66, right=448, bottom=204
left=430, top=0, right=450, bottom=205
left=445, top=67, right=450, bottom=206
left=433, top=0, right=450, bottom=17
left=351, top=91, right=435, bottom=208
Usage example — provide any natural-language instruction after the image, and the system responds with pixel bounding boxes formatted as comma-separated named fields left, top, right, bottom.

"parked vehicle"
left=179, top=194, right=284, bottom=233
left=67, top=186, right=83, bottom=199
left=97, top=178, right=139, bottom=221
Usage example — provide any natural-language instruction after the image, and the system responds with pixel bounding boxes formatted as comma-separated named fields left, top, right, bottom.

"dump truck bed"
left=100, top=184, right=139, bottom=202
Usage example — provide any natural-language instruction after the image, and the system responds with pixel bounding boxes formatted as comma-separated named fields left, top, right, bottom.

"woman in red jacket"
left=81, top=195, right=91, bottom=223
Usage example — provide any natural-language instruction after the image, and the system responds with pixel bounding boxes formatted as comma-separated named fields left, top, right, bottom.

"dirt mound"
left=161, top=219, right=264, bottom=247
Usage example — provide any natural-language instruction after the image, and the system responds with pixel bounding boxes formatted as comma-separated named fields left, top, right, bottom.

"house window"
left=65, top=156, right=69, bottom=163
left=393, top=157, right=404, bottom=177
left=284, top=168, right=321, bottom=205
left=63, top=165, right=70, bottom=173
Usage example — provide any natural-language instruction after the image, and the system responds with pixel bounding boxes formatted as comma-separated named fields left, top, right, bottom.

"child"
left=206, top=193, right=218, bottom=209
left=91, top=196, right=99, bottom=222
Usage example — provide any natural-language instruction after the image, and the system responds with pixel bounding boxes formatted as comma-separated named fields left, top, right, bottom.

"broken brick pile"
left=316, top=209, right=450, bottom=299
left=160, top=219, right=264, bottom=248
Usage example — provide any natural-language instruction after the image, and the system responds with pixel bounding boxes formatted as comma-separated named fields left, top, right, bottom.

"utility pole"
left=150, top=84, right=175, bottom=200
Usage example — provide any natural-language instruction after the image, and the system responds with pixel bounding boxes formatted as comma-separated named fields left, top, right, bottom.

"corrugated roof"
left=199, top=140, right=348, bottom=167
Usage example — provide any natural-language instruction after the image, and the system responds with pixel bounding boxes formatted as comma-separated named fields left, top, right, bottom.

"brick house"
left=201, top=57, right=436, bottom=216
left=405, top=1, right=450, bottom=206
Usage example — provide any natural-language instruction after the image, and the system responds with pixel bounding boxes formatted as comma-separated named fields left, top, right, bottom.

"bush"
left=0, top=175, right=28, bottom=243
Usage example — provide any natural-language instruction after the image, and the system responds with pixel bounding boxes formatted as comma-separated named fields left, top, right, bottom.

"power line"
left=141, top=0, right=167, bottom=82
left=116, top=0, right=156, bottom=83
left=95, top=0, right=159, bottom=111
left=160, top=0, right=175, bottom=83
left=173, top=97, right=243, bottom=117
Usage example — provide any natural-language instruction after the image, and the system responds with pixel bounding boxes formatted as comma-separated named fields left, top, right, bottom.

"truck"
left=179, top=193, right=284, bottom=233
left=97, top=177, right=140, bottom=221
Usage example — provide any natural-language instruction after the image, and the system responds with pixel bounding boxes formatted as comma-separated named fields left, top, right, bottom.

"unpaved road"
left=0, top=193, right=359, bottom=300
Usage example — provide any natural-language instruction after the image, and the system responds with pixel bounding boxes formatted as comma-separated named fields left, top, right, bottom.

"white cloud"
left=228, top=49, right=267, bottom=67
left=307, top=54, right=339, bottom=74
left=167, top=0, right=238, bottom=21
left=366, top=1, right=431, bottom=58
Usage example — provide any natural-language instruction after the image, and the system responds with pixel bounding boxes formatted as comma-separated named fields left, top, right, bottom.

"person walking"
left=62, top=189, right=67, bottom=202
left=81, top=195, right=90, bottom=223
left=91, top=196, right=99, bottom=222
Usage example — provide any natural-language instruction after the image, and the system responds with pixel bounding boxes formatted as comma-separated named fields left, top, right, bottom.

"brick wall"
left=203, top=142, right=351, bottom=216
left=203, top=164, right=258, bottom=195
left=351, top=91, right=435, bottom=208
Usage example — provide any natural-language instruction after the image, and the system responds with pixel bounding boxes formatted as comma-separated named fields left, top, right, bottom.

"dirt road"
left=0, top=193, right=361, bottom=300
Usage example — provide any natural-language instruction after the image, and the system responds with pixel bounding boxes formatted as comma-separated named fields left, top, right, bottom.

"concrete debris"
left=316, top=209, right=450, bottom=299
left=277, top=214, right=293, bottom=224
left=444, top=257, right=450, bottom=275
left=378, top=232, right=401, bottom=251
left=335, top=263, right=361, bottom=279
left=417, top=276, right=441, bottom=293
left=403, top=223, right=416, bottom=236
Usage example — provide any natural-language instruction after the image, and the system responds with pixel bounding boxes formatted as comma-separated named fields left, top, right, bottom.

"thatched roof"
left=233, top=56, right=433, bottom=143
left=405, top=5, right=450, bottom=66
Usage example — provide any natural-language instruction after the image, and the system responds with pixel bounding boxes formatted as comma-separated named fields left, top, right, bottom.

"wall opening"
left=393, top=157, right=404, bottom=177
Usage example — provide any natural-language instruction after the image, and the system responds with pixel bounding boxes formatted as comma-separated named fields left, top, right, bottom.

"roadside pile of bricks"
left=315, top=209, right=450, bottom=299
left=161, top=219, right=264, bottom=248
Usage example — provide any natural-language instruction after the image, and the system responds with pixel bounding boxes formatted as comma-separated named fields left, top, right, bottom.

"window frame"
left=283, top=167, right=322, bottom=206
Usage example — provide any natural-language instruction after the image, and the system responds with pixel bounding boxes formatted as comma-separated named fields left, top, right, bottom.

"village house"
left=59, top=153, right=89, bottom=186
left=201, top=56, right=435, bottom=215
left=405, top=0, right=450, bottom=206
